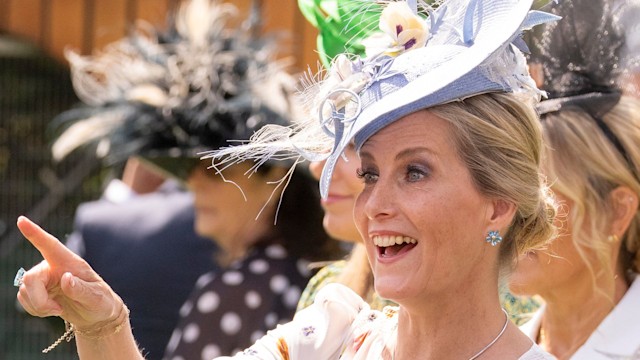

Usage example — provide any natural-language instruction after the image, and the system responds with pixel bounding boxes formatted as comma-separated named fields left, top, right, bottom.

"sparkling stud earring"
left=486, top=230, right=502, bottom=246
left=607, top=234, right=619, bottom=243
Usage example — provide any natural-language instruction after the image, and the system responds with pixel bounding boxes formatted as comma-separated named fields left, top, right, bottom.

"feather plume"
left=52, top=0, right=297, bottom=166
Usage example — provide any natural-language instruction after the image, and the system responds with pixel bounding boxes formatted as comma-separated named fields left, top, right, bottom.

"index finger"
left=17, top=216, right=78, bottom=265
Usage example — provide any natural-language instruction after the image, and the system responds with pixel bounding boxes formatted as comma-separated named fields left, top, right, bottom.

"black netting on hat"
left=528, top=0, right=640, bottom=180
left=527, top=0, right=640, bottom=99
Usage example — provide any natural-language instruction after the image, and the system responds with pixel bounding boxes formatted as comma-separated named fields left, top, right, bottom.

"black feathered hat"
left=52, top=0, right=300, bottom=179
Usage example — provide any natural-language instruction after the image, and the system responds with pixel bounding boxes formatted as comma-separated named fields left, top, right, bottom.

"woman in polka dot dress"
left=162, top=160, right=342, bottom=359
left=146, top=2, right=343, bottom=358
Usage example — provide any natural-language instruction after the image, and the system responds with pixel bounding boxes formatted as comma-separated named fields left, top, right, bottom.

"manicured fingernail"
left=65, top=273, right=76, bottom=288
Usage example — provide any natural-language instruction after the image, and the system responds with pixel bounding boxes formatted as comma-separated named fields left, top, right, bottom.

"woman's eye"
left=406, top=166, right=427, bottom=182
left=356, top=168, right=378, bottom=184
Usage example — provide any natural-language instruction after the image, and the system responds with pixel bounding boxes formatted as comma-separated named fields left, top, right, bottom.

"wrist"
left=75, top=302, right=130, bottom=339
left=42, top=302, right=131, bottom=354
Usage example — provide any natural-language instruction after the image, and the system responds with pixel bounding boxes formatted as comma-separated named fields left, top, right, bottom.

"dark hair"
left=254, top=165, right=344, bottom=262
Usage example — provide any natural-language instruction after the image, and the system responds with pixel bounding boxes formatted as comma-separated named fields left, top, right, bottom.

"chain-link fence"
left=0, top=34, right=113, bottom=360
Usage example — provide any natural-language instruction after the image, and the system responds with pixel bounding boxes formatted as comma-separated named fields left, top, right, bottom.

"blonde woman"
left=510, top=0, right=640, bottom=358
left=296, top=0, right=540, bottom=325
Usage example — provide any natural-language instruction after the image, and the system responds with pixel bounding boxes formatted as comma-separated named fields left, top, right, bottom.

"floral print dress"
left=296, top=260, right=397, bottom=313
left=215, top=283, right=554, bottom=360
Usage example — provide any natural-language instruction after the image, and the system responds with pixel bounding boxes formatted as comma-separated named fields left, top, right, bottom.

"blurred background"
left=0, top=1, right=318, bottom=358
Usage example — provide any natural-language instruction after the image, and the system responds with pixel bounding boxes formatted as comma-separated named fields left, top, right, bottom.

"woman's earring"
left=607, top=234, right=619, bottom=243
left=486, top=230, right=502, bottom=246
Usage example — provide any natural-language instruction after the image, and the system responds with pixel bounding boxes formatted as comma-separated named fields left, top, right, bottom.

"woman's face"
left=309, top=144, right=364, bottom=242
left=509, top=191, right=589, bottom=297
left=354, top=111, right=498, bottom=304
left=187, top=162, right=276, bottom=253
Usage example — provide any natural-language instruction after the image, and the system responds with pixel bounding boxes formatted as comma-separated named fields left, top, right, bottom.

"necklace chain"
left=467, top=308, right=509, bottom=360
left=392, top=308, right=509, bottom=360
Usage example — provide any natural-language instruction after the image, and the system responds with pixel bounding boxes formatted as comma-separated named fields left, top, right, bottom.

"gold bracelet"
left=42, top=304, right=130, bottom=353
left=42, top=321, right=75, bottom=353
left=75, top=304, right=130, bottom=339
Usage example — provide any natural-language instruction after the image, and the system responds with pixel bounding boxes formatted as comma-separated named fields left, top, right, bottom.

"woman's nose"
left=308, top=159, right=326, bottom=181
left=362, top=179, right=394, bottom=221
left=186, top=168, right=205, bottom=189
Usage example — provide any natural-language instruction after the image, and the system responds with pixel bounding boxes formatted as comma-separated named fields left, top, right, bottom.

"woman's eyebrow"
left=394, top=147, right=437, bottom=161
left=359, top=146, right=437, bottom=162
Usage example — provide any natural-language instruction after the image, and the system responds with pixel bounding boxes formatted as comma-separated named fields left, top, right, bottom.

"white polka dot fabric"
left=163, top=244, right=312, bottom=359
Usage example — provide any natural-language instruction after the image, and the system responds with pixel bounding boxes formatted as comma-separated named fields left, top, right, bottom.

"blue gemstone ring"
left=14, top=267, right=25, bottom=287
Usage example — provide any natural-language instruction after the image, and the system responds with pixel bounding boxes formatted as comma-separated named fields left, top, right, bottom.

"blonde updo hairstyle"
left=429, top=92, right=558, bottom=272
left=541, top=95, right=640, bottom=282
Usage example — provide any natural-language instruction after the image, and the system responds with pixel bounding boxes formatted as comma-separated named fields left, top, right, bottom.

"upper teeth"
left=373, top=235, right=417, bottom=247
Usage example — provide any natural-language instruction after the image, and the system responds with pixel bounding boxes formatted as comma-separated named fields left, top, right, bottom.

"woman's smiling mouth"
left=321, top=193, right=352, bottom=205
left=373, top=235, right=418, bottom=257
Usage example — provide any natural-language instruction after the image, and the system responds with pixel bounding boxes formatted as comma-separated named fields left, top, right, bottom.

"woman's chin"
left=373, top=275, right=413, bottom=302
left=194, top=221, right=220, bottom=240
left=323, top=217, right=360, bottom=242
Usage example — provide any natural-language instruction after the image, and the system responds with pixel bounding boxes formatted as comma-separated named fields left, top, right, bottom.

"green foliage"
left=298, top=0, right=382, bottom=67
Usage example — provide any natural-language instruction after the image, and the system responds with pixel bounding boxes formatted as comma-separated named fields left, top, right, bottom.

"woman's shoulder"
left=241, top=244, right=313, bottom=277
left=296, top=260, right=348, bottom=311
left=215, top=284, right=370, bottom=359
left=572, top=274, right=640, bottom=358
left=518, top=305, right=544, bottom=341
left=311, top=282, right=368, bottom=310
left=297, top=284, right=399, bottom=359
left=310, top=260, right=349, bottom=284
left=191, top=244, right=314, bottom=309
left=518, top=344, right=557, bottom=360
left=312, top=282, right=399, bottom=320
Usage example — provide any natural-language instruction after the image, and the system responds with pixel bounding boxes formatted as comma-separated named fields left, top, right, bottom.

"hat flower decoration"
left=313, top=1, right=428, bottom=121
left=361, top=1, right=430, bottom=57
left=203, top=0, right=560, bottom=198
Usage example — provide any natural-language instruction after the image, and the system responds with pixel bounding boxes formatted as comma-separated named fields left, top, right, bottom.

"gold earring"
left=607, top=235, right=619, bottom=243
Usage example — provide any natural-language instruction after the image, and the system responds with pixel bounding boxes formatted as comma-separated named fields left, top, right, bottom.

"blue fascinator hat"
left=204, top=0, right=559, bottom=197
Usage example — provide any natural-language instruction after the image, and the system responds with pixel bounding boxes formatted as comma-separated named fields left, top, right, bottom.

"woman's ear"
left=608, top=186, right=638, bottom=237
left=528, top=63, right=544, bottom=88
left=487, top=198, right=517, bottom=231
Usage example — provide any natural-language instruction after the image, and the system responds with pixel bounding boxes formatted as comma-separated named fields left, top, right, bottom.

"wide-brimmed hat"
left=51, top=0, right=300, bottom=180
left=205, top=0, right=559, bottom=197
